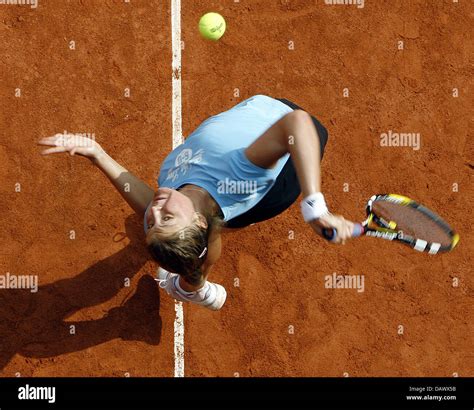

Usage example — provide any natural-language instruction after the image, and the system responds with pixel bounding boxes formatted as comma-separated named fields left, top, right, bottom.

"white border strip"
left=171, top=0, right=185, bottom=378
left=171, top=0, right=183, bottom=149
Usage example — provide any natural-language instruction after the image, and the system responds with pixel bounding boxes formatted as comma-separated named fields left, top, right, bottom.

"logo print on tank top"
left=166, top=148, right=204, bottom=182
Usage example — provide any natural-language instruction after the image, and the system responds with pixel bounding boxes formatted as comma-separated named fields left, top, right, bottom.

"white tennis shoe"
left=155, top=267, right=227, bottom=311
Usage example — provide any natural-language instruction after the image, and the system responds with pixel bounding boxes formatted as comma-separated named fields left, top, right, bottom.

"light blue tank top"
left=157, top=95, right=294, bottom=222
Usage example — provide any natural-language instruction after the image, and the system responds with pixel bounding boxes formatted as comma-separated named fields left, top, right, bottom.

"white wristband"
left=300, top=192, right=329, bottom=222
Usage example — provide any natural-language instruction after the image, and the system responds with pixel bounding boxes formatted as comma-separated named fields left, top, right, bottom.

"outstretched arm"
left=94, top=151, right=154, bottom=215
left=39, top=134, right=154, bottom=216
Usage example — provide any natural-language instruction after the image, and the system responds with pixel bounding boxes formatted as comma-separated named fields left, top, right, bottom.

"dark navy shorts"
left=225, top=98, right=329, bottom=229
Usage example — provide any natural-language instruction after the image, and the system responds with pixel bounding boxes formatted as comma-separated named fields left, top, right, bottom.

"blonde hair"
left=146, top=214, right=223, bottom=286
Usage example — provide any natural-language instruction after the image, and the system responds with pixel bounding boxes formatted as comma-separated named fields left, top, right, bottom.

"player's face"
left=145, top=188, right=195, bottom=236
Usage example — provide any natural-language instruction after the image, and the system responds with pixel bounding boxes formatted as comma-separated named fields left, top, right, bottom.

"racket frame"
left=362, top=194, right=459, bottom=254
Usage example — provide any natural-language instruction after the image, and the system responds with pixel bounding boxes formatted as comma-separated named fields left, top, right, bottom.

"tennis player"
left=39, top=95, right=354, bottom=311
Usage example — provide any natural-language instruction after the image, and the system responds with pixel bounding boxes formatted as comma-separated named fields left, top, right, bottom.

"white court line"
left=171, top=0, right=185, bottom=378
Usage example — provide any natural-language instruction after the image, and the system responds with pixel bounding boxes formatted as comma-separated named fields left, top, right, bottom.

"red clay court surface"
left=0, top=0, right=472, bottom=377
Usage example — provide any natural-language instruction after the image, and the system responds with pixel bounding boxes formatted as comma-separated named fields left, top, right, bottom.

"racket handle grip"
left=352, top=223, right=365, bottom=237
left=322, top=223, right=365, bottom=242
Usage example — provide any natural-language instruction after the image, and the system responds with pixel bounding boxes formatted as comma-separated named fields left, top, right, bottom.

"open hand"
left=39, top=133, right=105, bottom=162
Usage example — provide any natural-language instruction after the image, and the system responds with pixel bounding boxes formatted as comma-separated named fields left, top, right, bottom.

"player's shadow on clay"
left=0, top=214, right=162, bottom=372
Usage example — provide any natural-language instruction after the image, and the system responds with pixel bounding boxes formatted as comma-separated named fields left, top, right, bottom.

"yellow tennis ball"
left=199, top=12, right=226, bottom=41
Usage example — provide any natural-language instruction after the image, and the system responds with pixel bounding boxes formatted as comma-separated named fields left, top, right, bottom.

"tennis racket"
left=322, top=194, right=459, bottom=254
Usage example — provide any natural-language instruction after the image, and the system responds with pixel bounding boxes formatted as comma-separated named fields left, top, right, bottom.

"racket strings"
left=371, top=200, right=454, bottom=247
